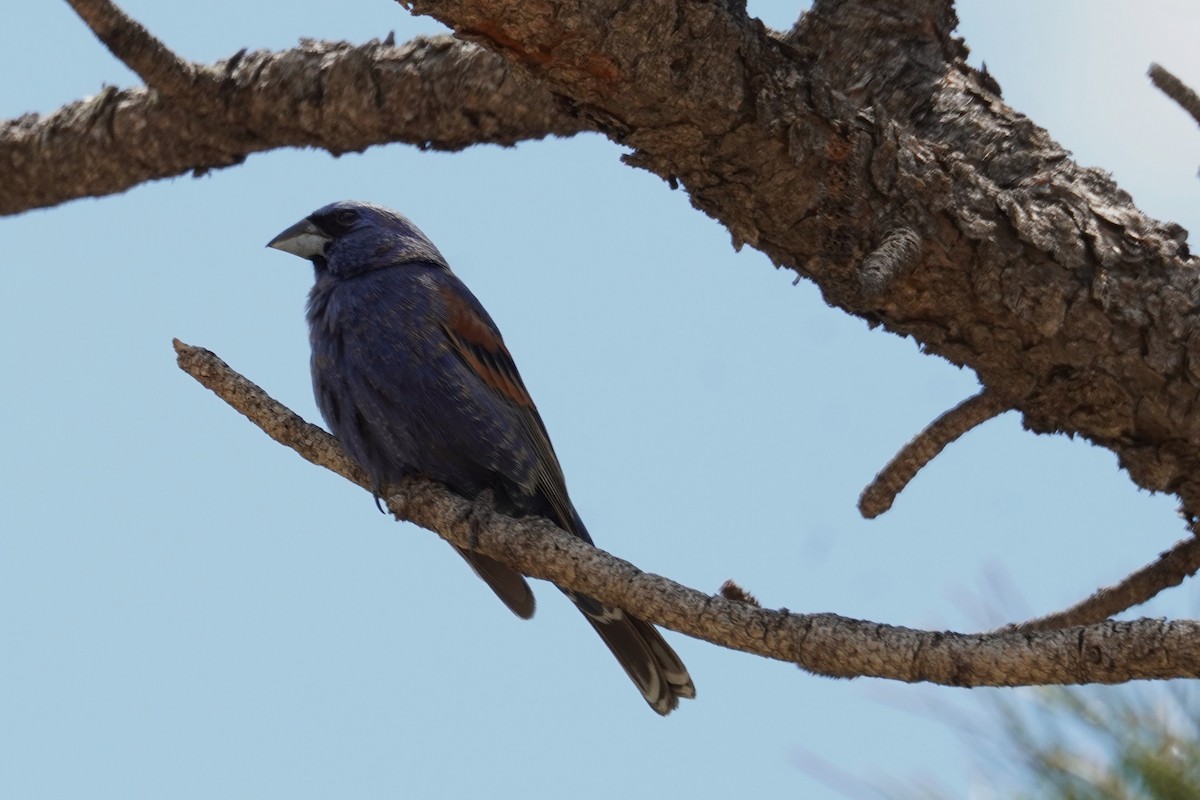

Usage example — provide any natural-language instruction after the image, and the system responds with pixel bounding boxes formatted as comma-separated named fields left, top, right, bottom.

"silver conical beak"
left=267, top=218, right=330, bottom=260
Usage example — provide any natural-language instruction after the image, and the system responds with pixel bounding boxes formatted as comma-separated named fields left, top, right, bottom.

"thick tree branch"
left=1000, top=533, right=1200, bottom=633
left=2, top=29, right=590, bottom=215
left=404, top=0, right=1200, bottom=519
left=11, top=3, right=1200, bottom=517
left=174, top=338, right=1200, bottom=686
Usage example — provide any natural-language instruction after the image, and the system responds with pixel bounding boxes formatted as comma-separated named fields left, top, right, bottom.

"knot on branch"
left=858, top=226, right=922, bottom=298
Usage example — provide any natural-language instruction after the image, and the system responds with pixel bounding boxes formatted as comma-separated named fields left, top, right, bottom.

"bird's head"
left=267, top=200, right=448, bottom=278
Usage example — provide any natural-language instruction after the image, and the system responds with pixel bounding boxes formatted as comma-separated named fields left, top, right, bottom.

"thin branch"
left=859, top=390, right=1009, bottom=519
left=1149, top=63, right=1200, bottom=129
left=66, top=0, right=207, bottom=97
left=998, top=533, right=1200, bottom=633
left=2, top=34, right=589, bottom=215
left=174, top=338, right=1200, bottom=686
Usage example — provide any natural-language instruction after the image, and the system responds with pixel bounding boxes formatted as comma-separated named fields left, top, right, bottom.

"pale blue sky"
left=3, top=2, right=1199, bottom=798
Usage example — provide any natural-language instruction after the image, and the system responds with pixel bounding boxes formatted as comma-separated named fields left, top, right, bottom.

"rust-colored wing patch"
left=438, top=282, right=579, bottom=535
left=440, top=284, right=534, bottom=409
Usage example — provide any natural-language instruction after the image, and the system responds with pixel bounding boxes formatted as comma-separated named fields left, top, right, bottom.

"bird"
left=267, top=200, right=695, bottom=714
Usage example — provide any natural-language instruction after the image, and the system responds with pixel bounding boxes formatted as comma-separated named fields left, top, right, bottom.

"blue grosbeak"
left=268, top=201, right=695, bottom=714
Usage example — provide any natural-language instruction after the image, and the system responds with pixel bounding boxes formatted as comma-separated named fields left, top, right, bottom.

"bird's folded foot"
left=461, top=487, right=496, bottom=552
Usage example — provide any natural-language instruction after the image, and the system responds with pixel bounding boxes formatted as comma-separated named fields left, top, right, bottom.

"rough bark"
left=13, top=0, right=1198, bottom=512
left=405, top=0, right=1200, bottom=517
left=1, top=32, right=589, bottom=215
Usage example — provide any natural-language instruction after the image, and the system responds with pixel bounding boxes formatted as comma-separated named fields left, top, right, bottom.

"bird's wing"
left=437, top=282, right=579, bottom=536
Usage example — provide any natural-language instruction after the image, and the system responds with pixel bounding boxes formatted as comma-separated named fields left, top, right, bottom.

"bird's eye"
left=335, top=209, right=358, bottom=225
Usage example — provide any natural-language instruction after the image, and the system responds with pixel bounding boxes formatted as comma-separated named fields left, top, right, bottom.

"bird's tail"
left=564, top=589, right=695, bottom=715
left=455, top=546, right=536, bottom=619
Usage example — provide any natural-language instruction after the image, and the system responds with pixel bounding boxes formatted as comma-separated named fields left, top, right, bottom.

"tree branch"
left=174, top=338, right=1200, bottom=687
left=9, top=3, right=1199, bottom=518
left=15, top=3, right=1200, bottom=652
left=66, top=0, right=209, bottom=97
left=859, top=390, right=1009, bottom=519
left=2, top=25, right=591, bottom=215
left=405, top=0, right=1200, bottom=518
left=1000, top=533, right=1200, bottom=633
left=1149, top=63, right=1200, bottom=129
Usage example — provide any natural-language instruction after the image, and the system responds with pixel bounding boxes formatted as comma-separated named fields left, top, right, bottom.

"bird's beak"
left=267, top=218, right=331, bottom=260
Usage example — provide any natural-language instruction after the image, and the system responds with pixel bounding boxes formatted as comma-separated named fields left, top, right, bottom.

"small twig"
left=1149, top=63, right=1200, bottom=129
left=997, top=533, right=1200, bottom=633
left=859, top=226, right=922, bottom=297
left=859, top=389, right=1008, bottom=518
left=66, top=0, right=206, bottom=97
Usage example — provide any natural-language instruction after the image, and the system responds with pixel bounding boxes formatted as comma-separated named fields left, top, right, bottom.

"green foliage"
left=957, top=686, right=1200, bottom=799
